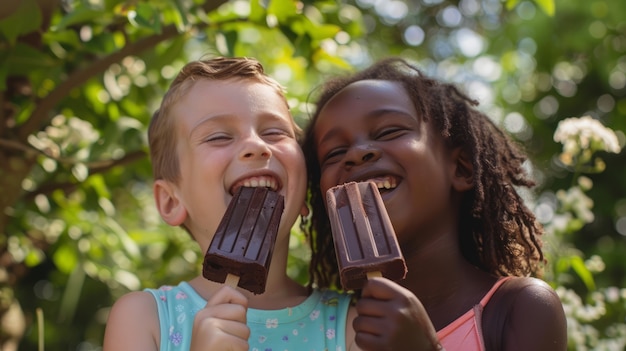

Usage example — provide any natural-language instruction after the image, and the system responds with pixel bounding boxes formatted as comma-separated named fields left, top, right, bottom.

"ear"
left=154, top=179, right=188, bottom=226
left=450, top=147, right=474, bottom=192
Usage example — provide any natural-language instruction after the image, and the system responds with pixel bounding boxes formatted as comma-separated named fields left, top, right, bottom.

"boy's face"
left=313, top=80, right=460, bottom=246
left=162, top=79, right=306, bottom=250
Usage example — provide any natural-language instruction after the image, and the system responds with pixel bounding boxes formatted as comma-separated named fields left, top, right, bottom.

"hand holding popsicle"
left=326, top=181, right=407, bottom=291
left=190, top=285, right=250, bottom=351
left=353, top=277, right=441, bottom=351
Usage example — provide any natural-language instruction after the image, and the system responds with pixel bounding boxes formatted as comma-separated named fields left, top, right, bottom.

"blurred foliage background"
left=1, top=0, right=625, bottom=350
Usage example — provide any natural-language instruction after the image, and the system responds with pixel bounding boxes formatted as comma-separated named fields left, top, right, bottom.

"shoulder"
left=103, top=291, right=160, bottom=350
left=483, top=277, right=567, bottom=351
left=495, top=277, right=562, bottom=312
left=109, top=290, right=159, bottom=313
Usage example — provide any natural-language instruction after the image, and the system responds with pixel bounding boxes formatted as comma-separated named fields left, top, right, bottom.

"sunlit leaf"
left=43, top=30, right=81, bottom=48
left=308, top=23, right=340, bottom=40
left=128, top=3, right=162, bottom=33
left=249, top=0, right=265, bottom=22
left=86, top=174, right=111, bottom=199
left=170, top=0, right=189, bottom=30
left=53, top=245, right=79, bottom=274
left=24, top=249, right=44, bottom=267
left=268, top=0, right=298, bottom=22
left=505, top=0, right=521, bottom=10
left=534, top=0, right=555, bottom=16
left=570, top=256, right=596, bottom=291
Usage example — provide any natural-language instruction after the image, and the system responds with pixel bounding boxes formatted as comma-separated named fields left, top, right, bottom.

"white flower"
left=554, top=116, right=621, bottom=154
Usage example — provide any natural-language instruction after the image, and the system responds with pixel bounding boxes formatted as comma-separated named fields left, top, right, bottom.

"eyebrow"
left=317, top=108, right=415, bottom=144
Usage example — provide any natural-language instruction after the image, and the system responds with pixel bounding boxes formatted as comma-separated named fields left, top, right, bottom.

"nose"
left=344, top=143, right=381, bottom=168
left=239, top=133, right=271, bottom=160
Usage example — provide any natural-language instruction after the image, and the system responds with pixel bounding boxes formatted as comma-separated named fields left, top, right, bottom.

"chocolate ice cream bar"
left=202, top=186, right=284, bottom=294
left=326, top=181, right=407, bottom=291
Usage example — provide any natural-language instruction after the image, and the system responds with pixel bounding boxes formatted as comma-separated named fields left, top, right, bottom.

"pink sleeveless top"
left=436, top=277, right=512, bottom=351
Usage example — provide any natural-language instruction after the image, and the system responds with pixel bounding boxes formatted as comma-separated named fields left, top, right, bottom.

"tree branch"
left=24, top=149, right=147, bottom=200
left=17, top=25, right=180, bottom=141
left=16, top=0, right=229, bottom=141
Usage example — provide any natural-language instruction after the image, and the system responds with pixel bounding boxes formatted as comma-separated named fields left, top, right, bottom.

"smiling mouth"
left=231, top=176, right=279, bottom=195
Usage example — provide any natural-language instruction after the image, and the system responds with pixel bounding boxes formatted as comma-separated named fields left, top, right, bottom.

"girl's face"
left=313, top=80, right=459, bottom=245
left=160, top=79, right=307, bottom=252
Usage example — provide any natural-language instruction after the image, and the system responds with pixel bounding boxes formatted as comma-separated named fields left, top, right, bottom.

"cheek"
left=319, top=173, right=337, bottom=201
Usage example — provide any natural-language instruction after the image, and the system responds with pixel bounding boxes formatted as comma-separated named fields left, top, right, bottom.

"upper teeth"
left=368, top=177, right=397, bottom=190
left=241, top=176, right=278, bottom=191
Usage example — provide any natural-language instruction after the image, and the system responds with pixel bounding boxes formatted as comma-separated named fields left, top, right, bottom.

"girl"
left=301, top=57, right=567, bottom=350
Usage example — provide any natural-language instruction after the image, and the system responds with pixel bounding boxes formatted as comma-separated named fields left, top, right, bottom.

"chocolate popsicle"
left=326, top=181, right=407, bottom=291
left=202, top=186, right=284, bottom=294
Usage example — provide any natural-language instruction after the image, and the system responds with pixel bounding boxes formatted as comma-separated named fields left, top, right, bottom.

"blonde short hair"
left=148, top=57, right=301, bottom=183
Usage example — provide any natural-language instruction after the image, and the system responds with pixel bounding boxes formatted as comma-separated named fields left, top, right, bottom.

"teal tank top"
left=145, top=282, right=352, bottom=350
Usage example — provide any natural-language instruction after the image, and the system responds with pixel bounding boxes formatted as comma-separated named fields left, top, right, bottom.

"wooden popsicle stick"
left=366, top=271, right=382, bottom=279
left=225, top=273, right=241, bottom=288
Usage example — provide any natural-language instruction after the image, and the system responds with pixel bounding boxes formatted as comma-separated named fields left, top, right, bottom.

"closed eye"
left=203, top=133, right=232, bottom=144
left=375, top=127, right=407, bottom=140
left=262, top=128, right=293, bottom=142
left=321, top=148, right=346, bottom=166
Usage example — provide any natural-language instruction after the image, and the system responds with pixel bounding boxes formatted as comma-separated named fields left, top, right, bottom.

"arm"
left=103, top=291, right=160, bottom=351
left=351, top=277, right=442, bottom=351
left=103, top=286, right=251, bottom=351
left=484, top=277, right=568, bottom=351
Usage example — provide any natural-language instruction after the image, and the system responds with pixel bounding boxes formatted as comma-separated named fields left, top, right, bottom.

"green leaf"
left=305, top=23, right=340, bottom=41
left=570, top=256, right=596, bottom=291
left=0, top=0, right=42, bottom=45
left=534, top=0, right=555, bottom=16
left=268, top=0, right=297, bottom=22
left=2, top=43, right=58, bottom=75
left=505, top=0, right=521, bottom=10
left=53, top=7, right=103, bottom=31
left=249, top=0, right=266, bottom=22
left=43, top=29, right=81, bottom=48
left=53, top=245, right=79, bottom=274
left=129, top=3, right=162, bottom=33
left=170, top=0, right=189, bottom=30
left=86, top=174, right=111, bottom=199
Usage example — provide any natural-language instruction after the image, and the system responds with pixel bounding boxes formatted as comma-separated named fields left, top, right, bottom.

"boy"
left=104, top=57, right=359, bottom=351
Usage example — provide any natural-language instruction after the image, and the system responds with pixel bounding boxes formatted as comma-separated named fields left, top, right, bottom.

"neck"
left=399, top=233, right=496, bottom=330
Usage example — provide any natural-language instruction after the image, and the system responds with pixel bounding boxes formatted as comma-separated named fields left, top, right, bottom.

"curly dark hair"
left=300, top=57, right=544, bottom=290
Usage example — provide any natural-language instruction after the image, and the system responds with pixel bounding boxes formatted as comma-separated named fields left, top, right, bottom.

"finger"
left=191, top=319, right=250, bottom=351
left=353, top=314, right=384, bottom=336
left=360, top=277, right=405, bottom=301
left=354, top=331, right=385, bottom=351
left=208, top=319, right=251, bottom=340
left=196, top=301, right=248, bottom=323
left=355, top=297, right=392, bottom=318
left=206, top=285, right=249, bottom=308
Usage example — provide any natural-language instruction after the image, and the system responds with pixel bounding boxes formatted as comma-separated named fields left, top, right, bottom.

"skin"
left=103, top=79, right=361, bottom=350
left=312, top=80, right=567, bottom=351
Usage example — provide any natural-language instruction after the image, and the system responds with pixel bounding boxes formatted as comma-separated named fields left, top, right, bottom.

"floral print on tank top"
left=148, top=283, right=349, bottom=351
